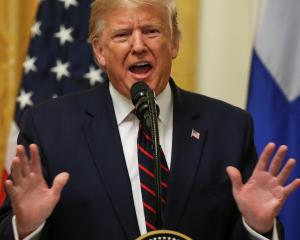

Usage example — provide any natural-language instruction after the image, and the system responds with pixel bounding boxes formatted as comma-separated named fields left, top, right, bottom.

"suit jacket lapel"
left=82, top=83, right=140, bottom=239
left=164, top=81, right=207, bottom=229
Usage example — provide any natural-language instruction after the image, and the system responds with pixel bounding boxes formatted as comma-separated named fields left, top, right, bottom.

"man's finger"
left=268, top=145, right=288, bottom=176
left=285, top=178, right=300, bottom=196
left=16, top=145, right=30, bottom=177
left=16, top=145, right=28, bottom=161
left=254, top=142, right=276, bottom=172
left=29, top=144, right=43, bottom=175
left=5, top=179, right=15, bottom=199
left=11, top=157, right=24, bottom=185
left=226, top=166, right=243, bottom=194
left=51, top=172, right=70, bottom=197
left=277, top=158, right=296, bottom=185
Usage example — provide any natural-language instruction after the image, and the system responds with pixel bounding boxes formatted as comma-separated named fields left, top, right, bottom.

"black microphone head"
left=130, top=81, right=150, bottom=106
left=130, top=81, right=159, bottom=128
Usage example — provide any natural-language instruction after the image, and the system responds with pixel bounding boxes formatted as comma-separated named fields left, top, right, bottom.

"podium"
left=137, top=230, right=192, bottom=240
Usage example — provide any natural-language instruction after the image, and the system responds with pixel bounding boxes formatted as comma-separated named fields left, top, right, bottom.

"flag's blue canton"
left=16, top=0, right=107, bottom=125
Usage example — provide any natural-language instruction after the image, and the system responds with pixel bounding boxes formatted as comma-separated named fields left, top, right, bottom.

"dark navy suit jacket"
left=0, top=80, right=283, bottom=239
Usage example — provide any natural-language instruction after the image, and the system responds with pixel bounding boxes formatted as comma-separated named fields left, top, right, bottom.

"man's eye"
left=145, top=29, right=160, bottom=37
left=113, top=33, right=129, bottom=41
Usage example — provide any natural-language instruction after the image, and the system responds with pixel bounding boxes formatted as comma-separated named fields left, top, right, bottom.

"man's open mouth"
left=129, top=62, right=153, bottom=74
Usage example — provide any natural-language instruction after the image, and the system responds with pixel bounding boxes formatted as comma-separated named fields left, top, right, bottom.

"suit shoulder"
left=178, top=88, right=252, bottom=121
left=27, top=83, right=106, bottom=116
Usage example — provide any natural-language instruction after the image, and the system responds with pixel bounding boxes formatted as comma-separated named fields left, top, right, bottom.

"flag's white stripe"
left=255, top=0, right=300, bottom=102
left=5, top=122, right=19, bottom=172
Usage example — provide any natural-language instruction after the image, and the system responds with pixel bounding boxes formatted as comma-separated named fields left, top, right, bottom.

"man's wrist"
left=242, top=217, right=277, bottom=240
left=12, top=216, right=45, bottom=240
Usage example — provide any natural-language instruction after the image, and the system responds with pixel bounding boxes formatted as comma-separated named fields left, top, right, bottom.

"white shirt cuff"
left=12, top=215, right=45, bottom=240
left=242, top=217, right=279, bottom=240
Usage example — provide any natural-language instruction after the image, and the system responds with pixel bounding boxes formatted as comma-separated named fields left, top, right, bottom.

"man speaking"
left=0, top=0, right=299, bottom=239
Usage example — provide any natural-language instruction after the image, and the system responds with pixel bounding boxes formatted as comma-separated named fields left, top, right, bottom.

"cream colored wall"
left=197, top=0, right=262, bottom=109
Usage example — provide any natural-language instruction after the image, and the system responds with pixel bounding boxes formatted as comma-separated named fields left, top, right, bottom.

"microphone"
left=130, top=81, right=163, bottom=229
left=130, top=82, right=159, bottom=128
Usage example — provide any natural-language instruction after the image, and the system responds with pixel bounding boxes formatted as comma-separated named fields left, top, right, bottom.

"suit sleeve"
left=230, top=113, right=285, bottom=240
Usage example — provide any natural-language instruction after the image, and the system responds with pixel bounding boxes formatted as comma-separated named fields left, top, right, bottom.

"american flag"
left=190, top=129, right=200, bottom=140
left=0, top=0, right=106, bottom=205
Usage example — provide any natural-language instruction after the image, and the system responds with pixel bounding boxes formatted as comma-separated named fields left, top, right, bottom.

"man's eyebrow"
left=141, top=21, right=162, bottom=28
left=110, top=28, right=132, bottom=34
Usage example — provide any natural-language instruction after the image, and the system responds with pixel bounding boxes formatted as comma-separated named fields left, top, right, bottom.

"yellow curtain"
left=172, top=0, right=199, bottom=91
left=0, top=0, right=39, bottom=181
left=0, top=0, right=199, bottom=181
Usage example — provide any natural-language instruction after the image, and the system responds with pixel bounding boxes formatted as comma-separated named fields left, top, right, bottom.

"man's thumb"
left=52, top=172, right=70, bottom=196
left=226, top=166, right=243, bottom=194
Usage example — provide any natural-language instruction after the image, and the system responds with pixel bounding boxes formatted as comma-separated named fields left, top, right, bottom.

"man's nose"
left=131, top=31, right=146, bottom=54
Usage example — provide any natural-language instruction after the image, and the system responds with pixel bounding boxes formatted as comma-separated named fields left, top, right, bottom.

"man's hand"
left=5, top=144, right=69, bottom=239
left=226, top=142, right=300, bottom=234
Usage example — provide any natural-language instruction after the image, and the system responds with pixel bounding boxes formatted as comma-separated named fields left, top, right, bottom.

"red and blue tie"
left=137, top=123, right=169, bottom=232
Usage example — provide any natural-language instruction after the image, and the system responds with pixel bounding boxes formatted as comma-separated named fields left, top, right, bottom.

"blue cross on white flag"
left=247, top=0, right=300, bottom=239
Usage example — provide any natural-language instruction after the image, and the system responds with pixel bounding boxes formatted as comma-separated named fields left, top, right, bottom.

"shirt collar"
left=109, top=82, right=173, bottom=127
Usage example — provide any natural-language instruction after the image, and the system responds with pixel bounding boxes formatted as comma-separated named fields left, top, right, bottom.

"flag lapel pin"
left=191, top=129, right=200, bottom=140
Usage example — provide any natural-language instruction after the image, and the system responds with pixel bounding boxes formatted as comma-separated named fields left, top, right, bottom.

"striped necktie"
left=137, top=123, right=169, bottom=232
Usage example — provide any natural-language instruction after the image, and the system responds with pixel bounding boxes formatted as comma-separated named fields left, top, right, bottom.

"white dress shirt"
left=110, top=82, right=173, bottom=235
left=12, top=82, right=278, bottom=240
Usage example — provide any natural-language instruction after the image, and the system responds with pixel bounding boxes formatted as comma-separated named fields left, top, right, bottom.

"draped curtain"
left=0, top=0, right=39, bottom=180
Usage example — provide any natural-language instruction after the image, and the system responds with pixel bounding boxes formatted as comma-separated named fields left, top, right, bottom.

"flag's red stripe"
left=146, top=221, right=157, bottom=231
left=139, top=164, right=155, bottom=178
left=0, top=169, right=9, bottom=207
left=143, top=202, right=157, bottom=214
left=141, top=183, right=156, bottom=197
left=138, top=144, right=154, bottom=160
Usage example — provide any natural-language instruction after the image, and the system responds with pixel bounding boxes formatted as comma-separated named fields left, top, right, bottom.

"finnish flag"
left=247, top=0, right=300, bottom=239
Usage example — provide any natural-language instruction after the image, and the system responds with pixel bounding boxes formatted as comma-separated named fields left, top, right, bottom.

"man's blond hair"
left=88, top=0, right=181, bottom=42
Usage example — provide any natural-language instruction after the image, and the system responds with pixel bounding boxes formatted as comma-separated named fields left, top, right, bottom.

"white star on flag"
left=54, top=25, right=74, bottom=45
left=59, top=0, right=78, bottom=9
left=23, top=55, right=37, bottom=74
left=51, top=60, right=70, bottom=81
left=31, top=21, right=42, bottom=38
left=1, top=0, right=102, bottom=208
left=84, top=66, right=103, bottom=86
left=17, top=89, right=33, bottom=110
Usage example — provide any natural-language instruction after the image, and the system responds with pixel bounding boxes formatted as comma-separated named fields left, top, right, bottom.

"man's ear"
left=92, top=38, right=106, bottom=68
left=171, top=35, right=179, bottom=59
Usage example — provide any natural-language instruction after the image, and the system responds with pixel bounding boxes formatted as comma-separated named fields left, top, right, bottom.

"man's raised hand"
left=226, top=142, right=300, bottom=234
left=5, top=144, right=69, bottom=239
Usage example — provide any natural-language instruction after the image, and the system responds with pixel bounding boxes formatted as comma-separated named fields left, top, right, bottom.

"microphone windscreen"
left=130, top=81, right=150, bottom=106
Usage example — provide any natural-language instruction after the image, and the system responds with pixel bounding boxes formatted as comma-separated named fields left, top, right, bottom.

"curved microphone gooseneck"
left=130, top=82, right=163, bottom=230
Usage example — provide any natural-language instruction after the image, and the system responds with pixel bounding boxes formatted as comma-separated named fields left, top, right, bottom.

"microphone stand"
left=146, top=89, right=163, bottom=229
